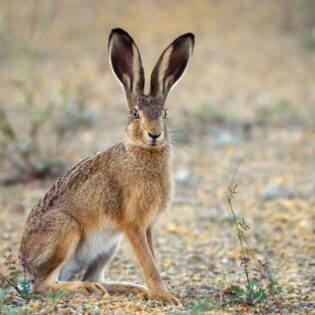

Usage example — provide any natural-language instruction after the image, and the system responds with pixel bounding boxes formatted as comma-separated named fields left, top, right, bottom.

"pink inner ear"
left=111, top=35, right=135, bottom=91
left=164, top=46, right=188, bottom=93
left=121, top=46, right=134, bottom=89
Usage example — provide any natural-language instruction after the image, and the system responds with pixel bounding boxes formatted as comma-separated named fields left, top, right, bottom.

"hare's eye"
left=132, top=109, right=139, bottom=119
left=164, top=109, right=168, bottom=119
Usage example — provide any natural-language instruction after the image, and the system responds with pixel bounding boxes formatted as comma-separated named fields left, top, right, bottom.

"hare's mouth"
left=149, top=142, right=160, bottom=148
left=148, top=138, right=166, bottom=147
left=146, top=131, right=165, bottom=147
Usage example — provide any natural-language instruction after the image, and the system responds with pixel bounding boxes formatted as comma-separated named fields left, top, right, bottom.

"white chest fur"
left=59, top=228, right=123, bottom=281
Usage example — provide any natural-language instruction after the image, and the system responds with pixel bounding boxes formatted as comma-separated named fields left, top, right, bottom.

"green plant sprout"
left=224, top=184, right=282, bottom=305
left=0, top=79, right=94, bottom=184
left=0, top=250, right=33, bottom=301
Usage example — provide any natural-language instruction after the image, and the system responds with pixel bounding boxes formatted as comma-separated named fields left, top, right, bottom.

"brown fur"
left=20, top=28, right=194, bottom=305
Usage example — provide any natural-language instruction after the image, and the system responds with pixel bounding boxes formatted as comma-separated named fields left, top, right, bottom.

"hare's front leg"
left=146, top=225, right=155, bottom=260
left=124, top=225, right=180, bottom=305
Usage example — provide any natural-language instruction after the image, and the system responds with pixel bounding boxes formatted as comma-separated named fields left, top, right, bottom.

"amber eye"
left=132, top=109, right=140, bottom=119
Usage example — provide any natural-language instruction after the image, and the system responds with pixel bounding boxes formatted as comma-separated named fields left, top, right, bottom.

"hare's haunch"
left=20, top=28, right=194, bottom=305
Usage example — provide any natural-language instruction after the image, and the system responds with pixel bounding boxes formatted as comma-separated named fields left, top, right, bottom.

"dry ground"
left=0, top=1, right=315, bottom=314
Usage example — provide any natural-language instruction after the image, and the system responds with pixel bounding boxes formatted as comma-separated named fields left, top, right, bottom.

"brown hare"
left=20, top=28, right=194, bottom=305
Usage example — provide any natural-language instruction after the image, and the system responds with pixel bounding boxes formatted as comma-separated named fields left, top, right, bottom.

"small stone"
left=213, top=131, right=240, bottom=146
left=262, top=184, right=295, bottom=200
left=175, top=168, right=202, bottom=188
left=166, top=223, right=181, bottom=234
left=187, top=254, right=204, bottom=264
left=221, top=257, right=228, bottom=264
left=2, top=232, right=10, bottom=240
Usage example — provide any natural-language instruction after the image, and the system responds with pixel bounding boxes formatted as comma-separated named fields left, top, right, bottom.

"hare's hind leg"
left=30, top=213, right=107, bottom=296
left=82, top=242, right=149, bottom=297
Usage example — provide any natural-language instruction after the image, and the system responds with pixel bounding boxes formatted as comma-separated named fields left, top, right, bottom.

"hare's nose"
left=148, top=132, right=161, bottom=140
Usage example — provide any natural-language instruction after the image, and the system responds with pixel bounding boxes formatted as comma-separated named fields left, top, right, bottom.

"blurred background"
left=0, top=0, right=314, bottom=313
left=0, top=0, right=314, bottom=181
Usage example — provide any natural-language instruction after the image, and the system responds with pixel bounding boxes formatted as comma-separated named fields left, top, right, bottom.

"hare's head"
left=108, top=28, right=194, bottom=148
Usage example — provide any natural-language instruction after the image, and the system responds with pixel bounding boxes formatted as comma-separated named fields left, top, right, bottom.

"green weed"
left=0, top=0, right=94, bottom=184
left=0, top=250, right=33, bottom=301
left=223, top=185, right=282, bottom=305
left=0, top=79, right=94, bottom=184
left=195, top=102, right=228, bottom=125
left=2, top=306, right=29, bottom=315
left=44, top=289, right=68, bottom=305
left=190, top=297, right=216, bottom=315
left=254, top=99, right=295, bottom=126
left=301, top=34, right=315, bottom=51
left=0, top=287, right=6, bottom=313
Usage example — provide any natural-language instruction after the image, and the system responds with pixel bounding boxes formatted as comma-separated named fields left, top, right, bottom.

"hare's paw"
left=51, top=282, right=108, bottom=297
left=102, top=282, right=149, bottom=297
left=81, top=283, right=108, bottom=296
left=150, top=290, right=181, bottom=305
left=129, top=285, right=149, bottom=297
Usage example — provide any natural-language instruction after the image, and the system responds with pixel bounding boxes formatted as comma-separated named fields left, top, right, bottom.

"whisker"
left=168, top=128, right=187, bottom=134
left=170, top=141, right=200, bottom=166
left=169, top=132, right=204, bottom=145
left=172, top=146, right=194, bottom=164
left=168, top=119, right=188, bottom=128
left=171, top=140, right=201, bottom=157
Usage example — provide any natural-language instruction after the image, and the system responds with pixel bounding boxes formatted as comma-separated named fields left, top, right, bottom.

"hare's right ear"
left=108, top=28, right=145, bottom=106
left=150, top=33, right=194, bottom=100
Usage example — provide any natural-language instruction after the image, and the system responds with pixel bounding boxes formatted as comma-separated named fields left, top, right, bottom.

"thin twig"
left=0, top=271, right=24, bottom=298
left=225, top=185, right=251, bottom=291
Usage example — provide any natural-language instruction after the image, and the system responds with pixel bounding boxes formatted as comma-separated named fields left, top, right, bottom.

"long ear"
left=108, top=28, right=145, bottom=105
left=150, top=33, right=194, bottom=100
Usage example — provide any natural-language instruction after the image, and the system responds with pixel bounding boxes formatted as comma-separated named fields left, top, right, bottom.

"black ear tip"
left=185, top=32, right=195, bottom=39
left=111, top=28, right=128, bottom=35
left=173, top=32, right=195, bottom=47
left=183, top=33, right=195, bottom=44
left=109, top=28, right=132, bottom=41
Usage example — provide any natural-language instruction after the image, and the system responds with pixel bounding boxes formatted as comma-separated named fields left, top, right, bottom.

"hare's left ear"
left=150, top=33, right=194, bottom=100
left=108, top=28, right=145, bottom=106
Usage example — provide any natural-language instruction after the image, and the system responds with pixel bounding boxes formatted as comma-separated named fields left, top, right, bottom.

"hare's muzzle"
left=147, top=129, right=164, bottom=146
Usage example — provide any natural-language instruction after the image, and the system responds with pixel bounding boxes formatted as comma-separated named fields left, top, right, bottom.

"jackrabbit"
left=20, top=28, right=194, bottom=305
